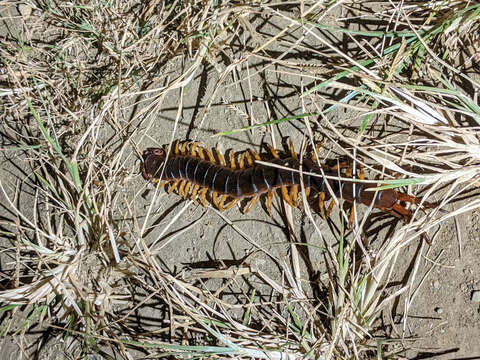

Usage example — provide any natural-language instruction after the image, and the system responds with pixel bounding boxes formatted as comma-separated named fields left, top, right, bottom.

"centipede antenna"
left=181, top=142, right=188, bottom=155
left=214, top=149, right=225, bottom=165
left=289, top=139, right=297, bottom=159
left=245, top=151, right=254, bottom=166
left=191, top=184, right=200, bottom=205
left=244, top=196, right=258, bottom=214
left=178, top=180, right=186, bottom=197
left=223, top=198, right=239, bottom=210
left=267, top=191, right=274, bottom=217
left=268, top=145, right=280, bottom=159
left=200, top=187, right=208, bottom=207
left=184, top=181, right=192, bottom=199
left=290, top=185, right=299, bottom=207
left=239, top=153, right=245, bottom=169
left=229, top=152, right=236, bottom=170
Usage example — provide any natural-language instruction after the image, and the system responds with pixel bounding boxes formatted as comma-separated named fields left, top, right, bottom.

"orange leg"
left=326, top=198, right=335, bottom=217
left=250, top=150, right=261, bottom=161
left=245, top=152, right=254, bottom=166
left=178, top=180, right=186, bottom=197
left=174, top=141, right=180, bottom=155
left=205, top=148, right=216, bottom=163
left=219, top=194, right=228, bottom=210
left=318, top=192, right=326, bottom=219
left=224, top=198, right=239, bottom=210
left=281, top=186, right=292, bottom=207
left=200, top=187, right=208, bottom=207
left=212, top=191, right=220, bottom=209
left=244, top=196, right=259, bottom=214
left=266, top=190, right=274, bottom=217
left=214, top=148, right=225, bottom=165
left=190, top=142, right=199, bottom=156
left=239, top=153, right=246, bottom=169
left=289, top=139, right=297, bottom=159
left=168, top=181, right=179, bottom=194
left=389, top=203, right=413, bottom=222
left=183, top=181, right=192, bottom=199
left=229, top=152, right=237, bottom=169
left=290, top=185, right=299, bottom=207
left=268, top=145, right=280, bottom=159
left=181, top=142, right=188, bottom=155
left=191, top=184, right=200, bottom=204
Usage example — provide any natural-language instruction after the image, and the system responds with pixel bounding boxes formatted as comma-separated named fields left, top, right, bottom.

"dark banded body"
left=141, top=147, right=397, bottom=209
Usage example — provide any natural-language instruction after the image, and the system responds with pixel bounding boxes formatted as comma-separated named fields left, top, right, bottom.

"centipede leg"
left=183, top=181, right=192, bottom=199
left=289, top=139, right=298, bottom=159
left=318, top=192, right=326, bottom=219
left=250, top=150, right=261, bottom=161
left=268, top=145, right=280, bottom=159
left=200, top=187, right=208, bottom=207
left=174, top=141, right=180, bottom=155
left=212, top=191, right=220, bottom=209
left=223, top=198, right=239, bottom=210
left=190, top=142, right=199, bottom=156
left=178, top=180, right=186, bottom=197
left=229, top=152, right=237, bottom=169
left=281, top=186, right=293, bottom=207
left=267, top=190, right=274, bottom=217
left=181, top=142, right=188, bottom=155
left=245, top=152, right=254, bottom=166
left=214, top=148, right=225, bottom=165
left=191, top=184, right=200, bottom=205
left=387, top=203, right=412, bottom=222
left=326, top=198, right=335, bottom=217
left=168, top=181, right=179, bottom=194
left=239, top=153, right=246, bottom=169
left=205, top=148, right=216, bottom=163
left=244, top=196, right=259, bottom=214
left=290, top=185, right=299, bottom=207
left=219, top=194, right=228, bottom=210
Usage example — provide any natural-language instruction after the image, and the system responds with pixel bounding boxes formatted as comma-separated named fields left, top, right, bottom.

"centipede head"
left=141, top=147, right=166, bottom=180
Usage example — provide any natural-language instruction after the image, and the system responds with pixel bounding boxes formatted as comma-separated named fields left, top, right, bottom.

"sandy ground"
left=1, top=2, right=480, bottom=359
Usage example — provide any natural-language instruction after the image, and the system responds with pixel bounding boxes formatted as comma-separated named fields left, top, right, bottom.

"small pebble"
left=434, top=307, right=443, bottom=314
left=433, top=280, right=440, bottom=290
left=471, top=290, right=480, bottom=302
left=18, top=4, right=33, bottom=17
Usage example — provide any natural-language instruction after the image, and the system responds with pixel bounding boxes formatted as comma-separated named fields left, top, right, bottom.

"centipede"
left=141, top=140, right=434, bottom=222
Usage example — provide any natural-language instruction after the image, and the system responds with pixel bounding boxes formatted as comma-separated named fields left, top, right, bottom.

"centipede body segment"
left=141, top=141, right=433, bottom=221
